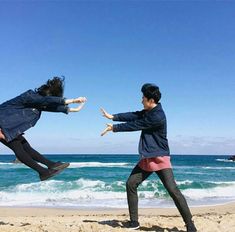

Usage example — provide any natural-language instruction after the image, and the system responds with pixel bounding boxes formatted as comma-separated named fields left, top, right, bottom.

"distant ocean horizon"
left=0, top=154, right=234, bottom=209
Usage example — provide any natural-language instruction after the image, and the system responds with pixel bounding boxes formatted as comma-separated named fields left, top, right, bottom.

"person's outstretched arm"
left=23, top=90, right=67, bottom=108
left=40, top=97, right=87, bottom=113
left=101, top=108, right=145, bottom=122
left=101, top=113, right=164, bottom=136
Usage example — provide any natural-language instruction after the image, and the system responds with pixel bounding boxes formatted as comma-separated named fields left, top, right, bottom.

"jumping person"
left=101, top=83, right=197, bottom=231
left=0, top=77, right=86, bottom=181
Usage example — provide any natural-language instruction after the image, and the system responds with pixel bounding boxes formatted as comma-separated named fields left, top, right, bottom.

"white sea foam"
left=0, top=178, right=235, bottom=208
left=206, top=181, right=235, bottom=185
left=202, top=166, right=235, bottom=170
left=0, top=178, right=156, bottom=208
left=183, top=172, right=205, bottom=175
left=173, top=165, right=193, bottom=169
left=177, top=180, right=194, bottom=185
left=216, top=159, right=234, bottom=163
left=0, top=162, right=130, bottom=169
left=0, top=162, right=25, bottom=166
left=182, top=183, right=235, bottom=200
left=69, top=162, right=129, bottom=168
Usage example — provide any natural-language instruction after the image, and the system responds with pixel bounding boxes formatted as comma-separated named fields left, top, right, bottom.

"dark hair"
left=36, top=76, right=65, bottom=97
left=141, top=83, right=161, bottom=103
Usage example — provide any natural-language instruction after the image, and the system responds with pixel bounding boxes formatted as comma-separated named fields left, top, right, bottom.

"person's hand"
left=100, top=108, right=114, bottom=120
left=73, top=97, right=87, bottom=103
left=65, top=97, right=87, bottom=105
left=69, top=102, right=85, bottom=112
left=101, top=123, right=113, bottom=136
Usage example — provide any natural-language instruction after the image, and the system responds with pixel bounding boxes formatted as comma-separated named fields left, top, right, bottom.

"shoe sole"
left=52, top=162, right=70, bottom=170
left=127, top=226, right=140, bottom=230
left=40, top=168, right=66, bottom=181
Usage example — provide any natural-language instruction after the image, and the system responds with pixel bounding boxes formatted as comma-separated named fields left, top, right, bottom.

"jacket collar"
left=146, top=103, right=162, bottom=113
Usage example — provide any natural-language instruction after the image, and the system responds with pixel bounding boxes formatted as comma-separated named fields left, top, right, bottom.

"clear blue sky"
left=0, top=1, right=234, bottom=155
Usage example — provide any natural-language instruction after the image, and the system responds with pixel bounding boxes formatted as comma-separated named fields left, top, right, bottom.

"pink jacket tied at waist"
left=138, top=156, right=172, bottom=172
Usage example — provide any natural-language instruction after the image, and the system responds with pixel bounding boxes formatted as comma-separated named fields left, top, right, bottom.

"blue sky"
left=0, top=1, right=234, bottom=155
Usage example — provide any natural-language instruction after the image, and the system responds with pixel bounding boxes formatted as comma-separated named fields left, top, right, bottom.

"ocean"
left=0, top=154, right=234, bottom=209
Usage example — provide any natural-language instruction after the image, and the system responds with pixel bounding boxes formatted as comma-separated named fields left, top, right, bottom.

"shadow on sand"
left=83, top=219, right=185, bottom=231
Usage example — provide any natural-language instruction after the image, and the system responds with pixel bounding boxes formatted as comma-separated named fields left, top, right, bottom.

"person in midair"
left=0, top=77, right=86, bottom=181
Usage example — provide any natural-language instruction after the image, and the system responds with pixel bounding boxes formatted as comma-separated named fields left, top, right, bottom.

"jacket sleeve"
left=23, top=91, right=66, bottom=109
left=38, top=105, right=69, bottom=114
left=113, top=110, right=145, bottom=122
left=113, top=114, right=163, bottom=132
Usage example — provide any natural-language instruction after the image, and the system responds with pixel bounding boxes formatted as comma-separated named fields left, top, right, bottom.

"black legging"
left=126, top=165, right=193, bottom=224
left=0, top=135, right=55, bottom=175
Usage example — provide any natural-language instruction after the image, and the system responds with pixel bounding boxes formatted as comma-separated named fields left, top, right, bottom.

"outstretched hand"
left=100, top=108, right=114, bottom=120
left=68, top=97, right=87, bottom=112
left=65, top=97, right=87, bottom=105
left=101, top=123, right=113, bottom=136
left=73, top=97, right=87, bottom=103
left=69, top=102, right=85, bottom=112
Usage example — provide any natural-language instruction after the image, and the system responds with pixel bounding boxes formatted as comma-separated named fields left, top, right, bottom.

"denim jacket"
left=112, top=103, right=170, bottom=158
left=0, top=90, right=69, bottom=142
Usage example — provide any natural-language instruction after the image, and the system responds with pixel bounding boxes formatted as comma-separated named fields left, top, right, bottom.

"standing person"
left=0, top=77, right=86, bottom=181
left=100, top=83, right=197, bottom=231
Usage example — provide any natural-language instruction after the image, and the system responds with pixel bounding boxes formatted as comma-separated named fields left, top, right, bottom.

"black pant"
left=126, top=165, right=193, bottom=224
left=0, top=135, right=55, bottom=175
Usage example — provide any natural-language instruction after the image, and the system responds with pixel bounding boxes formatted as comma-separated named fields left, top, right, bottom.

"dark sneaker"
left=124, top=221, right=140, bottom=230
left=50, top=162, right=70, bottom=170
left=39, top=168, right=64, bottom=181
left=186, top=221, right=197, bottom=232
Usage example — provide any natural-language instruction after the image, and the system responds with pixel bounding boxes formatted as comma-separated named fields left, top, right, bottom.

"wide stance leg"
left=126, top=165, right=152, bottom=222
left=156, top=168, right=193, bottom=224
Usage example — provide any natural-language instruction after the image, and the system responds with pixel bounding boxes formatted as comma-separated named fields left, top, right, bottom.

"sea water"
left=0, top=154, right=234, bottom=209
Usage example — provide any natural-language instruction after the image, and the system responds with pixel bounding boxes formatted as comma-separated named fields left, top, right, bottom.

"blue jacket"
left=112, top=103, right=170, bottom=158
left=0, top=90, right=69, bottom=142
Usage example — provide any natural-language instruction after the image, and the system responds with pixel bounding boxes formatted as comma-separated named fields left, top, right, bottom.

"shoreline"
left=0, top=202, right=235, bottom=231
left=1, top=199, right=235, bottom=212
left=1, top=201, right=235, bottom=216
left=0, top=200, right=235, bottom=211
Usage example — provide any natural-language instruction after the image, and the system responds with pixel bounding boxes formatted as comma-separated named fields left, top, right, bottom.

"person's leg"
left=0, top=137, right=66, bottom=181
left=126, top=165, right=152, bottom=222
left=156, top=168, right=196, bottom=229
left=20, top=136, right=55, bottom=168
left=19, top=135, right=69, bottom=171
left=0, top=137, right=47, bottom=174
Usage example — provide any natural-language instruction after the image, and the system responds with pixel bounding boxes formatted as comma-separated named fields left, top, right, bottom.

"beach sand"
left=0, top=203, right=235, bottom=232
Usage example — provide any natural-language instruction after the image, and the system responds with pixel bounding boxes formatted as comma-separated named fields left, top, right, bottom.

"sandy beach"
left=0, top=203, right=234, bottom=232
